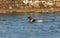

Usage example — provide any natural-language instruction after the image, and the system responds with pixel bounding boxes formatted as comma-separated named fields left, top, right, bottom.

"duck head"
left=28, top=16, right=32, bottom=22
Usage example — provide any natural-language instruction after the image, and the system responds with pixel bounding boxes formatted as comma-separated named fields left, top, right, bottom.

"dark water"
left=0, top=14, right=60, bottom=38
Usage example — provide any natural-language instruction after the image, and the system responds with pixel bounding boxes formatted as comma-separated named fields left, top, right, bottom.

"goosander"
left=28, top=16, right=43, bottom=22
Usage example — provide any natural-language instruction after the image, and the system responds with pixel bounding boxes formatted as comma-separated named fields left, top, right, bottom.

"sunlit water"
left=0, top=14, right=60, bottom=38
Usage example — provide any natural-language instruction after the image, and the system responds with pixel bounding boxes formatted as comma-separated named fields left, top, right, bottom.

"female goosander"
left=28, top=16, right=44, bottom=22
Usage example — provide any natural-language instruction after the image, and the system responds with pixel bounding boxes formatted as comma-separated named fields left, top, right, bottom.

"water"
left=0, top=14, right=60, bottom=38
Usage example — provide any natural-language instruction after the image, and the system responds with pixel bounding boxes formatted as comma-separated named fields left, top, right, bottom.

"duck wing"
left=32, top=19, right=37, bottom=22
left=32, top=19, right=44, bottom=22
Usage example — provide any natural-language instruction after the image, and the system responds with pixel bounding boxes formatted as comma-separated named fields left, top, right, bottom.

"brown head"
left=28, top=16, right=32, bottom=20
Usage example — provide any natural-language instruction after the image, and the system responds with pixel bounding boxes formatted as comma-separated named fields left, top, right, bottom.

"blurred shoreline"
left=0, top=7, right=60, bottom=15
left=0, top=7, right=60, bottom=13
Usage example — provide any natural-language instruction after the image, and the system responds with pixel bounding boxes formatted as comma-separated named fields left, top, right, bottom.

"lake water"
left=0, top=14, right=60, bottom=38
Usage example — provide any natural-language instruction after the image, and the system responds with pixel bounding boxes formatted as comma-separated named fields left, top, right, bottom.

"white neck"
left=30, top=20, right=32, bottom=22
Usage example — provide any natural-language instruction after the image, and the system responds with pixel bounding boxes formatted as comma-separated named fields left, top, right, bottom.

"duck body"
left=29, top=19, right=43, bottom=22
left=28, top=16, right=44, bottom=23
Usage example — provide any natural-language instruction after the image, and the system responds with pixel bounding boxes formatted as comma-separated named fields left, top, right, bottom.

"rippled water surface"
left=0, top=14, right=60, bottom=38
